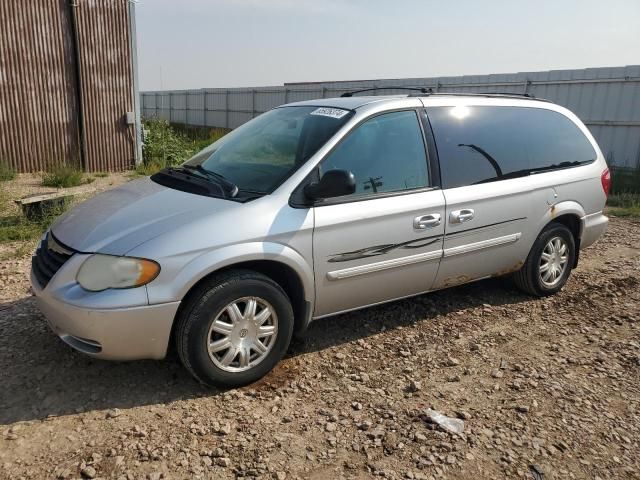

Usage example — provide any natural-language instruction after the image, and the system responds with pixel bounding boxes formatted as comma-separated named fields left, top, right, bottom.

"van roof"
left=283, top=93, right=552, bottom=110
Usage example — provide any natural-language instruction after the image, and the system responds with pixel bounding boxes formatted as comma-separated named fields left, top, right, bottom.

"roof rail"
left=340, top=86, right=433, bottom=97
left=339, top=88, right=551, bottom=103
left=411, top=91, right=551, bottom=102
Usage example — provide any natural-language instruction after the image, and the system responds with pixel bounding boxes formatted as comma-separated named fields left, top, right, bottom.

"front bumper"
left=31, top=255, right=180, bottom=361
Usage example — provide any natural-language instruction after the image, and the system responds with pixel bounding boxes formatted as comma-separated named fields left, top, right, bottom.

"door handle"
left=450, top=209, right=475, bottom=224
left=414, top=213, right=441, bottom=229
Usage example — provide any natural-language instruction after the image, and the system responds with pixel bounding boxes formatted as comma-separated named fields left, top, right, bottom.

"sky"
left=135, top=0, right=640, bottom=91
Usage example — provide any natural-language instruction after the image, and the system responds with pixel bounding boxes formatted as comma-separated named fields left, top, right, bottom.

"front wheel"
left=513, top=223, right=576, bottom=297
left=175, top=270, right=294, bottom=387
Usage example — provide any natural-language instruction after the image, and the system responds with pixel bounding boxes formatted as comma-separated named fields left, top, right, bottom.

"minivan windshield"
left=183, top=106, right=354, bottom=195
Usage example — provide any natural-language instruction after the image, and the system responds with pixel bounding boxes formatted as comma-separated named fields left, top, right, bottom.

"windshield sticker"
left=310, top=107, right=350, bottom=119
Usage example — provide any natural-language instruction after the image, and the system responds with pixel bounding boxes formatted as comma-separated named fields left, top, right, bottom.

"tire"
left=513, top=223, right=576, bottom=297
left=175, top=270, right=294, bottom=387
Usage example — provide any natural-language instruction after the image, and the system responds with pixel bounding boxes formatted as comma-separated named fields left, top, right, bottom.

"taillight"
left=601, top=168, right=611, bottom=197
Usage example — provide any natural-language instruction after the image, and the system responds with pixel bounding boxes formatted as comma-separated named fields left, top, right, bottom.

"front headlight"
left=76, top=254, right=160, bottom=292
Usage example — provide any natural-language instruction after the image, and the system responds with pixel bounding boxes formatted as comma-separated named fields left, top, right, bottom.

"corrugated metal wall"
left=0, top=0, right=138, bottom=173
left=142, top=66, right=640, bottom=169
left=75, top=0, right=136, bottom=171
left=0, top=0, right=81, bottom=172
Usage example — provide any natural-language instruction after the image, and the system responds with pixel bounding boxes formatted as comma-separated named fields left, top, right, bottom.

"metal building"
left=141, top=65, right=640, bottom=169
left=0, top=0, right=141, bottom=173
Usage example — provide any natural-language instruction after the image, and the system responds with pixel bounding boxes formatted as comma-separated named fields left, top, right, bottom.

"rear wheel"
left=514, top=223, right=576, bottom=296
left=175, top=270, right=294, bottom=387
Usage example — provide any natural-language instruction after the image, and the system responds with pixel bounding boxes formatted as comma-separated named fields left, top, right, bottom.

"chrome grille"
left=32, top=232, right=74, bottom=288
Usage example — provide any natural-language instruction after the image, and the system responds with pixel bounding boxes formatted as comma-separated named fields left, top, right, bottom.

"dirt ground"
left=0, top=181, right=638, bottom=479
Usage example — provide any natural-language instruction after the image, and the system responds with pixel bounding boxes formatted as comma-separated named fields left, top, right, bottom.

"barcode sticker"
left=310, top=107, right=350, bottom=119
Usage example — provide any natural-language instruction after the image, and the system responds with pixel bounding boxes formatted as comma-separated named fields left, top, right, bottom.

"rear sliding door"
left=425, top=104, right=598, bottom=289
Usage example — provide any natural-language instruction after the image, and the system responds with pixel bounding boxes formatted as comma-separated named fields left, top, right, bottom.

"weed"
left=607, top=192, right=640, bottom=218
left=0, top=160, right=16, bottom=181
left=42, top=165, right=85, bottom=188
left=607, top=192, right=640, bottom=209
left=142, top=118, right=196, bottom=167
left=611, top=167, right=640, bottom=194
left=137, top=119, right=229, bottom=176
left=134, top=159, right=167, bottom=177
left=0, top=191, right=70, bottom=245
left=608, top=206, right=640, bottom=218
left=94, top=172, right=109, bottom=178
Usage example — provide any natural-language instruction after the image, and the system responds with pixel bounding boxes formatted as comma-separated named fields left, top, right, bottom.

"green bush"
left=142, top=118, right=196, bottom=168
left=42, top=165, right=85, bottom=188
left=0, top=160, right=16, bottom=181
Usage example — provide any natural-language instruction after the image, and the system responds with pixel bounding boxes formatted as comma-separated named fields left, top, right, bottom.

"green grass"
left=130, top=159, right=167, bottom=177
left=42, top=165, right=86, bottom=188
left=607, top=192, right=640, bottom=218
left=0, top=191, right=70, bottom=245
left=607, top=192, right=640, bottom=208
left=0, top=161, right=16, bottom=181
left=608, top=207, right=640, bottom=217
left=94, top=172, right=109, bottom=178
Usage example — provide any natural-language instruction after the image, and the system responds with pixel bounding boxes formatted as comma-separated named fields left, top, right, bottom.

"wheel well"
left=170, top=260, right=309, bottom=349
left=551, top=213, right=581, bottom=267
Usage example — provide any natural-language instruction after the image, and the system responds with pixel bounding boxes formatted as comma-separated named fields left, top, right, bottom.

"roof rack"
left=340, top=86, right=433, bottom=97
left=339, top=87, right=550, bottom=102
left=410, top=91, right=551, bottom=102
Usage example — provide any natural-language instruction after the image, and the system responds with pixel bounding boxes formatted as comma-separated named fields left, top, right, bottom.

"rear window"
left=427, top=106, right=596, bottom=189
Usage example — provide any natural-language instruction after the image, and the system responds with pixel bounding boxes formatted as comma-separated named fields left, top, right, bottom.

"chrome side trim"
left=327, top=250, right=443, bottom=281
left=313, top=273, right=493, bottom=320
left=443, top=233, right=521, bottom=257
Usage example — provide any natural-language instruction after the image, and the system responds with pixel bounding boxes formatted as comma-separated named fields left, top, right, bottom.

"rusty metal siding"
left=0, top=0, right=137, bottom=173
left=74, top=0, right=135, bottom=171
left=0, top=0, right=81, bottom=172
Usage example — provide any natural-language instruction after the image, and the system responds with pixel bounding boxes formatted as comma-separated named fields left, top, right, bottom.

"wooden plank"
left=15, top=186, right=95, bottom=205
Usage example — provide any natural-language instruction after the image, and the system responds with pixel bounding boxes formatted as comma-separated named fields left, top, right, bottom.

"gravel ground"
left=0, top=185, right=638, bottom=479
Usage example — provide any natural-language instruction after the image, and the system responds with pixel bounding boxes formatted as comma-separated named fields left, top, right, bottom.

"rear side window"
left=320, top=110, right=428, bottom=197
left=427, top=106, right=596, bottom=189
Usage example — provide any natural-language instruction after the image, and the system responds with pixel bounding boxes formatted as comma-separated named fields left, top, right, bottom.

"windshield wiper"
left=180, top=164, right=239, bottom=198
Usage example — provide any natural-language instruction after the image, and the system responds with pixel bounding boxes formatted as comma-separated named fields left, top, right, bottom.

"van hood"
left=51, top=177, right=236, bottom=255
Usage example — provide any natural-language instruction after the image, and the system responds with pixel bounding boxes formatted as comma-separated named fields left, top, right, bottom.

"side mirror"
left=304, top=169, right=356, bottom=200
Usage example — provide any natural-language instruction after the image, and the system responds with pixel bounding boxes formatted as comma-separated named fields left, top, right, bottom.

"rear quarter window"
left=427, top=106, right=596, bottom=189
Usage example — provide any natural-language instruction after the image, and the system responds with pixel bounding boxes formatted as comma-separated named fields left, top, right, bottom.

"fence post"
left=203, top=90, right=208, bottom=127
left=225, top=90, right=229, bottom=129
left=185, top=93, right=189, bottom=125
left=251, top=89, right=256, bottom=118
left=522, top=79, right=531, bottom=95
left=169, top=92, right=173, bottom=123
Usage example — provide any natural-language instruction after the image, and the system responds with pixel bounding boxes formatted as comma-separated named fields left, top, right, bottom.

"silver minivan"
left=31, top=92, right=610, bottom=386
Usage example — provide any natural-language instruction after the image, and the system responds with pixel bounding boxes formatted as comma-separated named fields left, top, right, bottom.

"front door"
left=311, top=110, right=445, bottom=317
